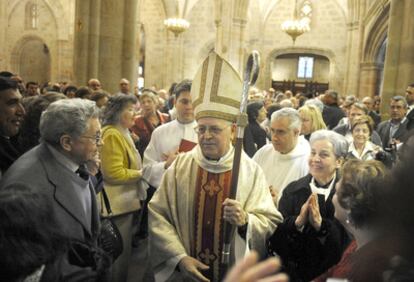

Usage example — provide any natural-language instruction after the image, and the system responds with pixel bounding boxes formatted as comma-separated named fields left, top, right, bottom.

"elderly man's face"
left=197, top=117, right=233, bottom=160
left=88, top=79, right=101, bottom=91
left=271, top=116, right=299, bottom=154
left=67, top=118, right=102, bottom=165
left=0, top=89, right=25, bottom=137
left=362, top=97, right=373, bottom=111
left=120, top=79, right=130, bottom=93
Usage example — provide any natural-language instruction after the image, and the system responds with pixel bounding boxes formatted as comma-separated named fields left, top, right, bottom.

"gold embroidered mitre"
left=191, top=52, right=243, bottom=122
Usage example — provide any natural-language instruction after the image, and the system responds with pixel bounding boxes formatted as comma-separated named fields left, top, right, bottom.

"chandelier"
left=281, top=0, right=310, bottom=43
left=164, top=18, right=190, bottom=37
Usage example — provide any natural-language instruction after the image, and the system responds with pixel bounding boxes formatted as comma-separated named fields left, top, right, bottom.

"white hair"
left=304, top=98, right=324, bottom=112
left=270, top=107, right=301, bottom=130
left=40, top=99, right=100, bottom=145
left=309, top=130, right=349, bottom=158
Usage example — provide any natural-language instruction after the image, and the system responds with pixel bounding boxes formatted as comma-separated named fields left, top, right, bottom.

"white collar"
left=348, top=141, right=376, bottom=159
left=309, top=174, right=336, bottom=202
left=193, top=145, right=235, bottom=173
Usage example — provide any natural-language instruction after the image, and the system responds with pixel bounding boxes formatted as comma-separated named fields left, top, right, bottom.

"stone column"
left=88, top=0, right=101, bottom=79
left=343, top=0, right=366, bottom=97
left=381, top=0, right=414, bottom=118
left=121, top=0, right=138, bottom=89
left=359, top=62, right=382, bottom=97
left=0, top=1, right=7, bottom=70
left=73, top=0, right=96, bottom=85
left=163, top=28, right=186, bottom=87
left=73, top=0, right=138, bottom=92
left=215, top=0, right=249, bottom=74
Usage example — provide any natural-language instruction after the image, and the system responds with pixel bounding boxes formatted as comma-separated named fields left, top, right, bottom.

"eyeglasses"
left=80, top=134, right=102, bottom=144
left=194, top=125, right=230, bottom=136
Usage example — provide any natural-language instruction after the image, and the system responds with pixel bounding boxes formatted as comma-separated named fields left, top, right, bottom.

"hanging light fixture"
left=281, top=0, right=310, bottom=43
left=164, top=18, right=190, bottom=37
left=164, top=2, right=190, bottom=37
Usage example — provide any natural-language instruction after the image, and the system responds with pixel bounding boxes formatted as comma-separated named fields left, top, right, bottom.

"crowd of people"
left=1, top=52, right=414, bottom=282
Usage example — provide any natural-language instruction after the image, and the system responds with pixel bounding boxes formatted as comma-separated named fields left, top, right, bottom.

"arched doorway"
left=271, top=53, right=331, bottom=96
left=375, top=37, right=387, bottom=96
left=12, top=37, right=51, bottom=85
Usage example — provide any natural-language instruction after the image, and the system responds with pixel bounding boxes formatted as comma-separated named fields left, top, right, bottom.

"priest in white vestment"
left=253, top=108, right=311, bottom=204
left=148, top=52, right=282, bottom=282
left=143, top=79, right=198, bottom=188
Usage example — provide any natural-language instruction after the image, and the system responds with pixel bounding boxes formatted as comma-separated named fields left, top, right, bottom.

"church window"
left=297, top=56, right=314, bottom=79
left=25, top=2, right=38, bottom=30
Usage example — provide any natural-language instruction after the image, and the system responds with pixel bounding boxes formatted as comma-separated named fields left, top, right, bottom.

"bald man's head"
left=87, top=78, right=101, bottom=91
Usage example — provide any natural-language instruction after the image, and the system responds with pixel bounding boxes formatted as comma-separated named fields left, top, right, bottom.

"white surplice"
left=253, top=136, right=310, bottom=204
left=143, top=119, right=198, bottom=187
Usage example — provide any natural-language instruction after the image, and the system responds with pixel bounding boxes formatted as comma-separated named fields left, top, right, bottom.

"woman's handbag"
left=99, top=188, right=123, bottom=261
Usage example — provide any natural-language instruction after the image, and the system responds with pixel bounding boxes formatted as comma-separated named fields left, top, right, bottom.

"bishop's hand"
left=178, top=256, right=210, bottom=282
left=223, top=198, right=248, bottom=226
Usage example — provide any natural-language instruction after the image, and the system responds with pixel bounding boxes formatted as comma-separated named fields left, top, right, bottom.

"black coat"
left=0, top=135, right=21, bottom=175
left=369, top=111, right=381, bottom=129
left=322, top=105, right=345, bottom=129
left=243, top=122, right=267, bottom=157
left=268, top=174, right=350, bottom=282
left=406, top=109, right=414, bottom=131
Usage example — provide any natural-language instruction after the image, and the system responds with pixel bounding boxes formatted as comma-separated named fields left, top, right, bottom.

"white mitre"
left=191, top=51, right=243, bottom=122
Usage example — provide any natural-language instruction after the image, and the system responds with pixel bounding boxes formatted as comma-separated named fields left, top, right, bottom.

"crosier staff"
left=221, top=51, right=260, bottom=269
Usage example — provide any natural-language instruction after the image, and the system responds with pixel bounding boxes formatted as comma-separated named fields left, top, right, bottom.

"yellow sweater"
left=100, top=125, right=142, bottom=215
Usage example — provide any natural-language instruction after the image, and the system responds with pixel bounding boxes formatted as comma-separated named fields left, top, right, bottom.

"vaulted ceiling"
left=160, top=0, right=349, bottom=19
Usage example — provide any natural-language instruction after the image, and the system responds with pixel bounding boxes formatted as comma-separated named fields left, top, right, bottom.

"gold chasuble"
left=149, top=145, right=282, bottom=282
left=193, top=168, right=231, bottom=281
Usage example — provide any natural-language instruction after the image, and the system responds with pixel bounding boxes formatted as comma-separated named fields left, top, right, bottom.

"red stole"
left=192, top=166, right=232, bottom=281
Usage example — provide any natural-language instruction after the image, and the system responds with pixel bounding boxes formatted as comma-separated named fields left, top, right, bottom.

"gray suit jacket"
left=0, top=143, right=100, bottom=243
left=376, top=119, right=409, bottom=148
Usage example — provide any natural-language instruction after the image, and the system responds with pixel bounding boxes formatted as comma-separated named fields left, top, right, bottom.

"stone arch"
left=358, top=1, right=390, bottom=97
left=10, top=35, right=51, bottom=84
left=264, top=47, right=336, bottom=89
left=363, top=2, right=389, bottom=63
left=8, top=0, right=67, bottom=40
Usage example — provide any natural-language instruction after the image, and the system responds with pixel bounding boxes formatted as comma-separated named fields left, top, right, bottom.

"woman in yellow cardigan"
left=100, top=94, right=148, bottom=282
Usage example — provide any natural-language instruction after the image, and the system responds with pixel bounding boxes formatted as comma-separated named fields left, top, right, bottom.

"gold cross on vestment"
left=199, top=248, right=217, bottom=265
left=203, top=179, right=222, bottom=197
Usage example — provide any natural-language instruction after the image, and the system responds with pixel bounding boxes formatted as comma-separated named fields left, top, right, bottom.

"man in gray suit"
left=0, top=99, right=104, bottom=278
left=376, top=96, right=409, bottom=149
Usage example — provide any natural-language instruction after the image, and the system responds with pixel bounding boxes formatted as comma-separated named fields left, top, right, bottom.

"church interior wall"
left=4, top=0, right=74, bottom=84
left=260, top=0, right=347, bottom=93
left=1, top=0, right=404, bottom=101
left=272, top=54, right=330, bottom=83
left=182, top=0, right=216, bottom=82
left=138, top=0, right=167, bottom=89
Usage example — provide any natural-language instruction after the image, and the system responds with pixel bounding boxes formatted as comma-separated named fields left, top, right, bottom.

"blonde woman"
left=298, top=105, right=327, bottom=140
